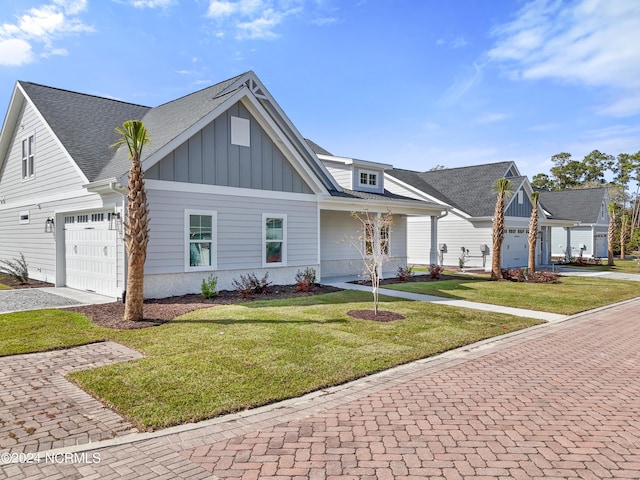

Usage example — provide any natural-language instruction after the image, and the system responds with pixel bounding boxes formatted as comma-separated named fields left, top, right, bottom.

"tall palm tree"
left=528, top=191, right=540, bottom=272
left=620, top=214, right=629, bottom=260
left=607, top=203, right=616, bottom=266
left=113, top=120, right=150, bottom=321
left=491, top=178, right=512, bottom=280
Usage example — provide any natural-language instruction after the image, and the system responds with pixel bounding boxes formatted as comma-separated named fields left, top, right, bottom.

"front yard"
left=384, top=275, right=640, bottom=314
left=1, top=290, right=540, bottom=430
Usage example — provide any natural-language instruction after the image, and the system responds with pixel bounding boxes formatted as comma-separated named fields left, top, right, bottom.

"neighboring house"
left=385, top=162, right=575, bottom=270
left=0, top=71, right=443, bottom=298
left=537, top=187, right=610, bottom=260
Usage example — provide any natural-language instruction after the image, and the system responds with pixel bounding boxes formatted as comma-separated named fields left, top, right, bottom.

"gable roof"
left=7, top=72, right=338, bottom=192
left=538, top=187, right=608, bottom=224
left=388, top=161, right=522, bottom=217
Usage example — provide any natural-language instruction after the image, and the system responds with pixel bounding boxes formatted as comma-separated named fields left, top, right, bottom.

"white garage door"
left=502, top=229, right=528, bottom=268
left=64, top=212, right=119, bottom=296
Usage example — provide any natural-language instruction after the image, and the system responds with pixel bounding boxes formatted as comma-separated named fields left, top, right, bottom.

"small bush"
left=395, top=265, right=414, bottom=282
left=232, top=272, right=272, bottom=298
left=572, top=257, right=602, bottom=266
left=0, top=253, right=29, bottom=284
left=429, top=264, right=445, bottom=280
left=501, top=268, right=559, bottom=284
left=201, top=274, right=218, bottom=299
left=294, top=267, right=316, bottom=292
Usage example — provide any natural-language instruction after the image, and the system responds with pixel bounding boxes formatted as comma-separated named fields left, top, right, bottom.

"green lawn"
left=384, top=275, right=640, bottom=314
left=0, top=290, right=541, bottom=430
left=0, top=274, right=11, bottom=290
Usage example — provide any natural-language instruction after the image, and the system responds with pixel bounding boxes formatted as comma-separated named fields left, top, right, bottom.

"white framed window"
left=231, top=116, right=250, bottom=147
left=365, top=223, right=390, bottom=256
left=21, top=135, right=35, bottom=180
left=185, top=209, right=217, bottom=271
left=263, top=214, right=287, bottom=266
left=19, top=211, right=30, bottom=224
left=358, top=169, right=378, bottom=187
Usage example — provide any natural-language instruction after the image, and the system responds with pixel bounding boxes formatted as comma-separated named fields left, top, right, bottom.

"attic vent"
left=245, top=78, right=267, bottom=99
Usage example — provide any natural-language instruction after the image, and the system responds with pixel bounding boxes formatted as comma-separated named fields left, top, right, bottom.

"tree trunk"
left=528, top=197, right=539, bottom=273
left=607, top=207, right=615, bottom=267
left=620, top=216, right=627, bottom=260
left=491, top=194, right=505, bottom=280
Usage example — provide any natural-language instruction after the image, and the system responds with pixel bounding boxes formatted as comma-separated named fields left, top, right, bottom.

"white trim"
left=146, top=179, right=319, bottom=202
left=184, top=209, right=218, bottom=272
left=317, top=153, right=393, bottom=170
left=0, top=188, right=95, bottom=211
left=357, top=168, right=380, bottom=189
left=262, top=213, right=287, bottom=267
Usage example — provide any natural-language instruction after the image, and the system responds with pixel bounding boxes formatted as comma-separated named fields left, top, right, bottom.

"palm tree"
left=607, top=203, right=616, bottom=266
left=113, top=120, right=150, bottom=321
left=491, top=178, right=512, bottom=280
left=528, top=191, right=540, bottom=272
left=620, top=214, right=629, bottom=260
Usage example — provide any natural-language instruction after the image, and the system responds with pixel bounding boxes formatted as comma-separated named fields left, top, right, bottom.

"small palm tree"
left=113, top=120, right=150, bottom=322
left=620, top=214, right=629, bottom=260
left=607, top=203, right=616, bottom=266
left=528, top=191, right=540, bottom=272
left=491, top=178, right=512, bottom=280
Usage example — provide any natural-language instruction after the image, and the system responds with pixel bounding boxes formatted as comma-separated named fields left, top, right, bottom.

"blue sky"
left=1, top=0, right=639, bottom=182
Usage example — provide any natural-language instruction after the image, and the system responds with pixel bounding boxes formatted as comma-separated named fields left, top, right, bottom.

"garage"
left=64, top=211, right=119, bottom=297
left=502, top=229, right=529, bottom=268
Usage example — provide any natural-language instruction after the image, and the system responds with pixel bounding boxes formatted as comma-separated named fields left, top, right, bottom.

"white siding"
left=551, top=226, right=601, bottom=259
left=436, top=214, right=492, bottom=269
left=320, top=211, right=407, bottom=279
left=323, top=164, right=352, bottom=190
left=143, top=188, right=319, bottom=297
left=407, top=216, right=432, bottom=264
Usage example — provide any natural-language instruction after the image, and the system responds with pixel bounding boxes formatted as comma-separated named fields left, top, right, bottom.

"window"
left=231, top=116, right=250, bottom=147
left=358, top=170, right=378, bottom=187
left=263, top=214, right=287, bottom=266
left=91, top=213, right=105, bottom=222
left=77, top=215, right=89, bottom=223
left=21, top=135, right=35, bottom=179
left=185, top=210, right=217, bottom=270
left=365, top=224, right=389, bottom=256
left=518, top=190, right=524, bottom=204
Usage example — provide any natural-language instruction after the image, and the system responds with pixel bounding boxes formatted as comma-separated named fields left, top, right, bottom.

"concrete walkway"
left=325, top=279, right=568, bottom=323
left=1, top=298, right=639, bottom=479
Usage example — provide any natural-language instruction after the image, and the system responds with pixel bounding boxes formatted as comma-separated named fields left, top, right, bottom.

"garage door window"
left=185, top=210, right=217, bottom=271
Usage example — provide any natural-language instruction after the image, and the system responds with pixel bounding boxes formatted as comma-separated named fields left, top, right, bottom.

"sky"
left=1, top=0, right=639, bottom=183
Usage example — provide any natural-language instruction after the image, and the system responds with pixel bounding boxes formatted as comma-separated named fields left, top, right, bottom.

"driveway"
left=1, top=298, right=639, bottom=479
left=0, top=287, right=114, bottom=314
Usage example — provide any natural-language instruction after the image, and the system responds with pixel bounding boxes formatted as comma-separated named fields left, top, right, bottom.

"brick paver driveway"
left=1, top=299, right=639, bottom=479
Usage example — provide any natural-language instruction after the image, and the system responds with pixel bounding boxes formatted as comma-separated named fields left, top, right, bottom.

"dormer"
left=317, top=154, right=392, bottom=194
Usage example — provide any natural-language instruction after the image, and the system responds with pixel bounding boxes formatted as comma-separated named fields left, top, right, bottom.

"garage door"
left=502, top=229, right=528, bottom=268
left=64, top=212, right=119, bottom=296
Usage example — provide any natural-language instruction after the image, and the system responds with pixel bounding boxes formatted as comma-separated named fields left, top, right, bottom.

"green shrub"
left=294, top=267, right=316, bottom=292
left=0, top=253, right=29, bottom=284
left=201, top=275, right=218, bottom=299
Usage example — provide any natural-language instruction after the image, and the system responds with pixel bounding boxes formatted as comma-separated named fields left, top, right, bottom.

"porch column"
left=429, top=215, right=439, bottom=265
left=565, top=227, right=572, bottom=261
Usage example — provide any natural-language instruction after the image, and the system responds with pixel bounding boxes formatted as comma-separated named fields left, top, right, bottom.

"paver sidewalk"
left=2, top=298, right=639, bottom=479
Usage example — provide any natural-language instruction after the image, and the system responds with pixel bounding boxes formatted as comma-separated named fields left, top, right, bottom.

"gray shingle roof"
left=538, top=188, right=607, bottom=223
left=305, top=139, right=333, bottom=156
left=388, top=162, right=519, bottom=217
left=330, top=188, right=437, bottom=207
left=19, top=81, right=150, bottom=182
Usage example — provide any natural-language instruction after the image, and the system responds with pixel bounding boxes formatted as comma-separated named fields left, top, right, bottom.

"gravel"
left=0, top=289, right=79, bottom=313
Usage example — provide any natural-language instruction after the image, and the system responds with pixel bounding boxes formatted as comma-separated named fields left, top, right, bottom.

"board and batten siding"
left=505, top=189, right=533, bottom=218
left=143, top=187, right=319, bottom=297
left=145, top=101, right=313, bottom=194
left=319, top=211, right=407, bottom=279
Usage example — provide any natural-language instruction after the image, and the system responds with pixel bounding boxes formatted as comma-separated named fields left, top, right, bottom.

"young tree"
left=113, top=120, right=150, bottom=322
left=528, top=191, right=540, bottom=272
left=351, top=210, right=394, bottom=315
left=491, top=178, right=512, bottom=280
left=607, top=203, right=616, bottom=266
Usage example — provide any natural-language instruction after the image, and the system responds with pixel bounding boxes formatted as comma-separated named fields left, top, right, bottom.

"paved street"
left=1, top=298, right=639, bottom=479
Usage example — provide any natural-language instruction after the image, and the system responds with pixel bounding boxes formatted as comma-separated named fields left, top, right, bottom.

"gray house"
left=538, top=187, right=610, bottom=260
left=0, top=71, right=443, bottom=298
left=385, top=162, right=575, bottom=270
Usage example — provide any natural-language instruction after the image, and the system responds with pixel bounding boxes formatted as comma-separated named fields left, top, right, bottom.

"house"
left=0, top=71, right=444, bottom=298
left=385, top=162, right=576, bottom=270
left=537, top=187, right=610, bottom=260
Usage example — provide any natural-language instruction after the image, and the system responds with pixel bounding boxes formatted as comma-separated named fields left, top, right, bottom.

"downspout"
left=429, top=209, right=449, bottom=266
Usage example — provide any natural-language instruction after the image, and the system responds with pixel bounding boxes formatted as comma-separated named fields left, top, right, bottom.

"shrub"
left=501, top=268, right=559, bottom=284
left=232, top=272, right=272, bottom=298
left=294, top=267, right=316, bottom=292
left=429, top=264, right=445, bottom=280
left=0, top=253, right=29, bottom=284
left=395, top=265, right=414, bottom=282
left=572, top=257, right=602, bottom=266
left=200, top=274, right=218, bottom=299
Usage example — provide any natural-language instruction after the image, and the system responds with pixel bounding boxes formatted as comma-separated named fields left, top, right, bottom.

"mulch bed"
left=352, top=273, right=466, bottom=286
left=1, top=276, right=54, bottom=289
left=347, top=310, right=405, bottom=322
left=63, top=284, right=342, bottom=330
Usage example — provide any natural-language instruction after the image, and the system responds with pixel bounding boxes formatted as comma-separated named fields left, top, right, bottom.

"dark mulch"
left=63, top=284, right=342, bottom=330
left=353, top=273, right=468, bottom=286
left=347, top=310, right=405, bottom=322
left=0, top=276, right=54, bottom=289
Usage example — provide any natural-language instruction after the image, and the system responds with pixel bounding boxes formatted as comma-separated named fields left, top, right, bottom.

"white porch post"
left=429, top=215, right=439, bottom=265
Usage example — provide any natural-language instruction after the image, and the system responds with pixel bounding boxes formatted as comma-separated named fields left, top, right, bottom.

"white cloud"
left=0, top=1, right=92, bottom=66
left=311, top=16, right=338, bottom=26
left=476, top=112, right=510, bottom=124
left=0, top=38, right=33, bottom=66
left=129, top=0, right=176, bottom=8
left=449, top=36, right=467, bottom=48
left=438, top=61, right=484, bottom=106
left=488, top=0, right=640, bottom=116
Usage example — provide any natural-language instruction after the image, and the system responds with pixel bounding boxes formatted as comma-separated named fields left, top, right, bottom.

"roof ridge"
left=152, top=71, right=249, bottom=109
